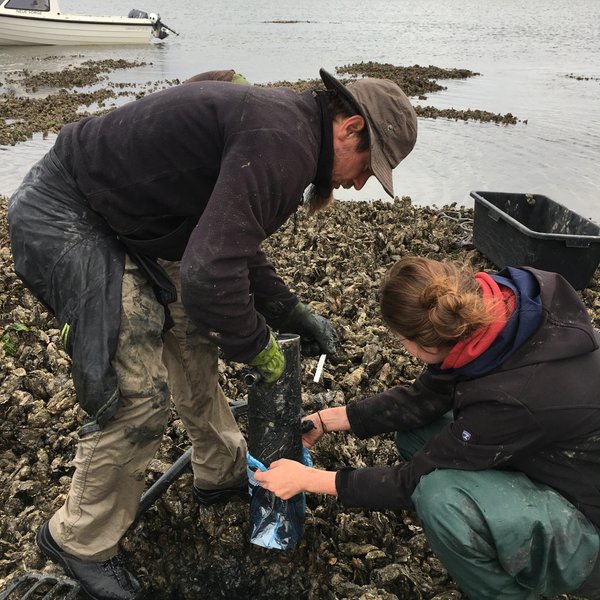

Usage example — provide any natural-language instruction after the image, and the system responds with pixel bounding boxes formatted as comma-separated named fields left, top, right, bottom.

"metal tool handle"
left=133, top=400, right=248, bottom=524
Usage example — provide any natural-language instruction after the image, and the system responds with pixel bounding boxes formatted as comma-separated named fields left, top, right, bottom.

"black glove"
left=277, top=302, right=339, bottom=356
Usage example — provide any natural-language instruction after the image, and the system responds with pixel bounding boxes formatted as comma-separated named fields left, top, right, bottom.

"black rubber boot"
left=36, top=521, right=142, bottom=600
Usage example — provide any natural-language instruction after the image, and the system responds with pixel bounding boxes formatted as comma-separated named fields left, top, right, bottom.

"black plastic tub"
left=471, top=191, right=600, bottom=290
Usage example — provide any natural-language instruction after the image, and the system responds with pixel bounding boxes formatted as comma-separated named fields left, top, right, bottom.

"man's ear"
left=341, top=115, right=366, bottom=139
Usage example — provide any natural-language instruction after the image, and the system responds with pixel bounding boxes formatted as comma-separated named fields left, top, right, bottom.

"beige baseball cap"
left=319, top=68, right=417, bottom=198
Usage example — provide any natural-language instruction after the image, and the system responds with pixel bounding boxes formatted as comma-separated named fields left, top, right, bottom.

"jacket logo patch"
left=461, top=430, right=472, bottom=442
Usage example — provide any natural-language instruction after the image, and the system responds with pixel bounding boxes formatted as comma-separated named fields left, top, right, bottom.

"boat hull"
left=0, top=14, right=155, bottom=45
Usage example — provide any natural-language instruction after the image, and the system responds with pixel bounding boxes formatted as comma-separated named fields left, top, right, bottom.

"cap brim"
left=370, top=141, right=394, bottom=197
left=319, top=68, right=394, bottom=198
left=319, top=68, right=366, bottom=120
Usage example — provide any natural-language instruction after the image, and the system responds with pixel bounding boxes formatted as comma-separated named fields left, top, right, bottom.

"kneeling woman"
left=255, top=257, right=600, bottom=600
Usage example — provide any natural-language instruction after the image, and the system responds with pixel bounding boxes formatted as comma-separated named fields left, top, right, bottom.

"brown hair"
left=380, top=256, right=497, bottom=348
left=326, top=92, right=370, bottom=152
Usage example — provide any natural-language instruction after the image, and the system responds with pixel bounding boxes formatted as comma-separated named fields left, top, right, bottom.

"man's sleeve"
left=248, top=249, right=298, bottom=322
left=179, top=128, right=312, bottom=363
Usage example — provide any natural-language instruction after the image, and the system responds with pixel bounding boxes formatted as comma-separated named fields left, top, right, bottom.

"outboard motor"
left=127, top=8, right=149, bottom=19
left=128, top=8, right=178, bottom=39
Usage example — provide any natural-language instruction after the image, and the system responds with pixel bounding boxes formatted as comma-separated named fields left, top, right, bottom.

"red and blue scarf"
left=438, top=267, right=542, bottom=377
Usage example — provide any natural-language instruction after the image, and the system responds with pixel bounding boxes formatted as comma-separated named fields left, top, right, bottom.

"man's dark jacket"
left=55, top=81, right=328, bottom=362
left=338, top=268, right=600, bottom=528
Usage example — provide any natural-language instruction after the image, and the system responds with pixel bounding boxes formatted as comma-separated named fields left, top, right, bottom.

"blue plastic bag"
left=246, top=449, right=312, bottom=551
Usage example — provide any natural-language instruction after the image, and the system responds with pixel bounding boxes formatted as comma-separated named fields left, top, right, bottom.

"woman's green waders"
left=396, top=417, right=600, bottom=600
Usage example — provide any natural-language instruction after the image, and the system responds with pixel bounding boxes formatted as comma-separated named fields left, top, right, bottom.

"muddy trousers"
left=396, top=419, right=600, bottom=600
left=49, top=257, right=247, bottom=561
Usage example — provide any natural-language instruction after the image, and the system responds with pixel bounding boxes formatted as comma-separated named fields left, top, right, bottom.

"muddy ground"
left=1, top=62, right=598, bottom=599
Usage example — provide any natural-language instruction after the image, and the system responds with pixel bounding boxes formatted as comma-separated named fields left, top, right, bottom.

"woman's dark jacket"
left=338, top=268, right=600, bottom=528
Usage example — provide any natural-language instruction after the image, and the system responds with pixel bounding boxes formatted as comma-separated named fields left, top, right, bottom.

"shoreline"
left=0, top=60, right=522, bottom=147
left=2, top=60, right=598, bottom=225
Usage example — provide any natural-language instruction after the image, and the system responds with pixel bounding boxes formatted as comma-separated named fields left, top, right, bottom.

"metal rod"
left=133, top=400, right=248, bottom=523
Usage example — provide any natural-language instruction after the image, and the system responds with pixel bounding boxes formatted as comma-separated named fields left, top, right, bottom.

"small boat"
left=0, top=0, right=177, bottom=46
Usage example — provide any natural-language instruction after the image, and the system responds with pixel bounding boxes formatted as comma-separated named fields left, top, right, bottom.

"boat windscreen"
left=5, top=0, right=50, bottom=9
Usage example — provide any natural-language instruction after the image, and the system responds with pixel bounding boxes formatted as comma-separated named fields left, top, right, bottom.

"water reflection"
left=1, top=0, right=599, bottom=222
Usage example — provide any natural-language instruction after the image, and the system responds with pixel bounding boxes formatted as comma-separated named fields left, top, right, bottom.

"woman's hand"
left=301, top=413, right=325, bottom=448
left=253, top=459, right=309, bottom=500
left=253, top=459, right=338, bottom=499
left=301, top=407, right=351, bottom=448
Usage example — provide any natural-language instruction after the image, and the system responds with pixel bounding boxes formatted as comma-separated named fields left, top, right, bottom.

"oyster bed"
left=0, top=59, right=522, bottom=146
left=1, top=60, right=597, bottom=599
left=1, top=194, right=598, bottom=599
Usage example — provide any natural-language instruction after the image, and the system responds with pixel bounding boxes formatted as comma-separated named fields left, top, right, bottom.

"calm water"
left=1, top=0, right=599, bottom=222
